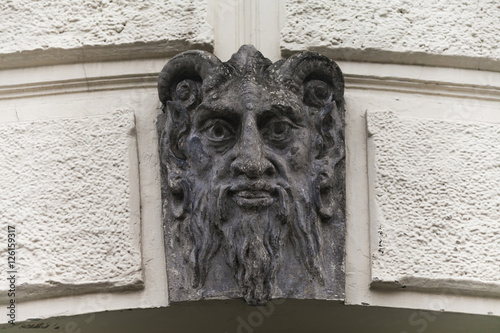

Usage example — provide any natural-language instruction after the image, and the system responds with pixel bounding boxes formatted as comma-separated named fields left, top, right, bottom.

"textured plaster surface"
left=281, top=0, right=500, bottom=71
left=0, top=111, right=142, bottom=301
left=0, top=0, right=212, bottom=52
left=0, top=0, right=213, bottom=68
left=368, top=110, right=500, bottom=295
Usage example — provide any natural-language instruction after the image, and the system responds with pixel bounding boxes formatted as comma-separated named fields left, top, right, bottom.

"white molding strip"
left=0, top=73, right=158, bottom=100
left=1, top=71, right=499, bottom=103
left=0, top=41, right=213, bottom=71
left=347, top=74, right=500, bottom=102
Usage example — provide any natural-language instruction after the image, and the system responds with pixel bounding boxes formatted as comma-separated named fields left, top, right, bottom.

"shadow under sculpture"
left=158, top=45, right=345, bottom=305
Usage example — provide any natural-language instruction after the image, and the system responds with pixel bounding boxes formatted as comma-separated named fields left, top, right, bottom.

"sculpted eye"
left=202, top=119, right=235, bottom=142
left=261, top=118, right=294, bottom=143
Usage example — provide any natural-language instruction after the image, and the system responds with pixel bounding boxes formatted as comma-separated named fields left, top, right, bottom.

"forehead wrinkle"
left=196, top=102, right=235, bottom=119
left=238, top=76, right=263, bottom=103
left=194, top=102, right=239, bottom=128
left=259, top=103, right=306, bottom=124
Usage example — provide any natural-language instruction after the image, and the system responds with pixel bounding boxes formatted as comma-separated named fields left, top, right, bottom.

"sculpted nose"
left=231, top=117, right=275, bottom=178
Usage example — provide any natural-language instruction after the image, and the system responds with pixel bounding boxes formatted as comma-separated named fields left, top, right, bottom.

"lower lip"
left=232, top=190, right=274, bottom=207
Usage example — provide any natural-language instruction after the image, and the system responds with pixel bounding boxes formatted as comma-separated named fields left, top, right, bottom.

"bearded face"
left=158, top=45, right=345, bottom=305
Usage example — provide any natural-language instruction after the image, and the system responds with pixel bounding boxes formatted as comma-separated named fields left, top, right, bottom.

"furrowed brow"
left=263, top=104, right=305, bottom=124
left=195, top=105, right=239, bottom=127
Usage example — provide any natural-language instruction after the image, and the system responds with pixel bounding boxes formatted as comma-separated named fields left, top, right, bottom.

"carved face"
left=187, top=78, right=313, bottom=207
left=158, top=45, right=345, bottom=305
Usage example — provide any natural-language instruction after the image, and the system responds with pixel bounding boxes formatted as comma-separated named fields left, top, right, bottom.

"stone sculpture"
left=158, top=45, right=345, bottom=305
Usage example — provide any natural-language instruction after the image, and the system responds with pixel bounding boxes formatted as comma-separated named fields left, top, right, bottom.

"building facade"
left=1, top=0, right=500, bottom=331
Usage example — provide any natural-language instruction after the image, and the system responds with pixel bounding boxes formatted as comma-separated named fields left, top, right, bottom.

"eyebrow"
left=194, top=102, right=306, bottom=127
left=194, top=105, right=239, bottom=127
left=261, top=104, right=305, bottom=124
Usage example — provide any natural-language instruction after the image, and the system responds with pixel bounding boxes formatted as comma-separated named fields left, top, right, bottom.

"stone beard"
left=158, top=45, right=345, bottom=305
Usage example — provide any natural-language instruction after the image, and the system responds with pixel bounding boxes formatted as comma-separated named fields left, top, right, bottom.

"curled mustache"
left=216, top=181, right=290, bottom=225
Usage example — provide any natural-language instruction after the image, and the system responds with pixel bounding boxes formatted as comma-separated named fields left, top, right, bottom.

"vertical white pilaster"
left=208, top=0, right=282, bottom=61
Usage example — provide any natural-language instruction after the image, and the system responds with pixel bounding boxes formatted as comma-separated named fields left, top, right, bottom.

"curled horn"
left=276, top=51, right=345, bottom=156
left=277, top=52, right=345, bottom=223
left=276, top=52, right=344, bottom=109
left=158, top=50, right=223, bottom=107
left=158, top=50, right=223, bottom=163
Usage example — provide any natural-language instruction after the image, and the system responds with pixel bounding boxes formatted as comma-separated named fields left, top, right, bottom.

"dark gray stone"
left=157, top=45, right=345, bottom=305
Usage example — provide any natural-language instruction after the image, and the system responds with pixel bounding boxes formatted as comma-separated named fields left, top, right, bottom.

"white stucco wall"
left=0, top=59, right=169, bottom=325
left=367, top=110, right=500, bottom=296
left=281, top=0, right=500, bottom=71
left=0, top=111, right=143, bottom=302
left=341, top=61, right=500, bottom=317
left=1, top=0, right=500, bottom=329
left=0, top=0, right=213, bottom=68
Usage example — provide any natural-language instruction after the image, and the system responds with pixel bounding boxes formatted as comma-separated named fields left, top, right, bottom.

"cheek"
left=285, top=132, right=312, bottom=173
left=187, top=136, right=231, bottom=179
left=187, top=136, right=212, bottom=174
left=287, top=146, right=310, bottom=172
